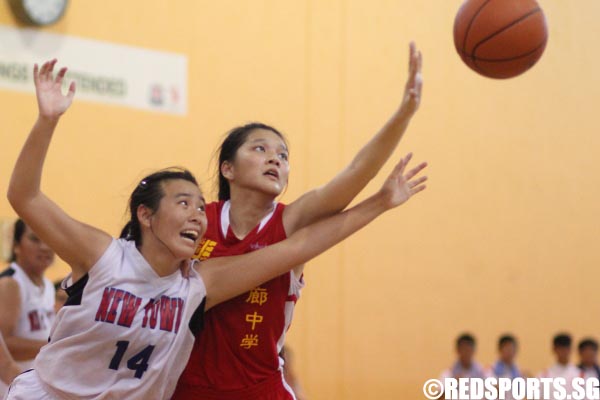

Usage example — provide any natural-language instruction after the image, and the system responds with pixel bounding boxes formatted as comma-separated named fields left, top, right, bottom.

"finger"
left=67, top=81, right=76, bottom=99
left=39, top=61, right=50, bottom=80
left=409, top=41, right=416, bottom=72
left=389, top=157, right=406, bottom=180
left=404, top=161, right=428, bottom=181
left=40, top=59, right=56, bottom=81
left=33, top=63, right=39, bottom=85
left=408, top=175, right=428, bottom=188
left=395, top=152, right=413, bottom=178
left=55, top=67, right=67, bottom=85
left=48, top=59, right=57, bottom=77
left=410, top=184, right=427, bottom=195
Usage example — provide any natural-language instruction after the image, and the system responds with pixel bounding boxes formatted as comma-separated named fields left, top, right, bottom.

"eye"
left=279, top=152, right=288, bottom=161
left=198, top=204, right=206, bottom=212
left=254, top=145, right=265, bottom=152
left=179, top=200, right=189, bottom=207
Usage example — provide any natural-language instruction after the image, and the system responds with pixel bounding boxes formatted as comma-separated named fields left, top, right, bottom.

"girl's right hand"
left=378, top=153, right=428, bottom=210
left=34, top=59, right=76, bottom=120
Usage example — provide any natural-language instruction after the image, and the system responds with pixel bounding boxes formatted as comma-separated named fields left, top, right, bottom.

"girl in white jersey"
left=0, top=333, right=20, bottom=386
left=0, top=219, right=56, bottom=397
left=5, top=59, right=427, bottom=400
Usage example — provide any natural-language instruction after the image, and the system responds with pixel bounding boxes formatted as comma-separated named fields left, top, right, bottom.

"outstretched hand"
left=34, top=59, right=76, bottom=120
left=378, top=153, right=427, bottom=210
left=399, top=42, right=423, bottom=117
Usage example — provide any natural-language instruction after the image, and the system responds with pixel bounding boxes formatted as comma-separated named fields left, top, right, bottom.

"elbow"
left=6, top=185, right=18, bottom=210
left=7, top=181, right=31, bottom=215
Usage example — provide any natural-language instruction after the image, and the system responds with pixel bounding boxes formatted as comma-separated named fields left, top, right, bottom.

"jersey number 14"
left=108, top=340, right=156, bottom=379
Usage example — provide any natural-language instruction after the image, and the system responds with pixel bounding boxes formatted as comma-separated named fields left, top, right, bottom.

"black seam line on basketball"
left=469, top=7, right=541, bottom=59
left=461, top=39, right=546, bottom=62
left=472, top=40, right=546, bottom=75
left=461, top=0, right=494, bottom=55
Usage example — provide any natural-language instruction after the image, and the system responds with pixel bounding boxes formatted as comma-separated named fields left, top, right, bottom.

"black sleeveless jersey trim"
left=189, top=298, right=206, bottom=336
left=0, top=267, right=15, bottom=279
left=64, top=274, right=89, bottom=307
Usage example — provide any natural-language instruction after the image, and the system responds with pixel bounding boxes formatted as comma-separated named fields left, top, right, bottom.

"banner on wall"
left=0, top=25, right=187, bottom=115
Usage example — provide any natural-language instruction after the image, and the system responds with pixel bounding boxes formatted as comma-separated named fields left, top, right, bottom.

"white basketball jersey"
left=33, top=239, right=207, bottom=400
left=0, top=263, right=55, bottom=395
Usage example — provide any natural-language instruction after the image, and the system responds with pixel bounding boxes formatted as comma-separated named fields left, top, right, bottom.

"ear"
left=137, top=205, right=153, bottom=229
left=13, top=244, right=21, bottom=259
left=221, top=160, right=235, bottom=181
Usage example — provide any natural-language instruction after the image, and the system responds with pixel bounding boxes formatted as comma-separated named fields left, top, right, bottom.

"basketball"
left=453, top=0, right=548, bottom=79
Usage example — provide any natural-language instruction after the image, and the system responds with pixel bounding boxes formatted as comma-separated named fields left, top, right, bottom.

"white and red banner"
left=0, top=24, right=187, bottom=115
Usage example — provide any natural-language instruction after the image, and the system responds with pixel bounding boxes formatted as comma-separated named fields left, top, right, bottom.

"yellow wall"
left=1, top=1, right=599, bottom=399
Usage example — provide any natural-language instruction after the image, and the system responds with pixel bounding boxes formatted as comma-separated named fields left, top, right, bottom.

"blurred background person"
left=0, top=219, right=56, bottom=396
left=577, top=338, right=600, bottom=379
left=538, top=333, right=580, bottom=400
left=440, top=333, right=488, bottom=380
left=0, top=333, right=20, bottom=387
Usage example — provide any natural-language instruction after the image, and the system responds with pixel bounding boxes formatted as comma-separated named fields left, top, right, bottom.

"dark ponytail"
left=121, top=168, right=198, bottom=247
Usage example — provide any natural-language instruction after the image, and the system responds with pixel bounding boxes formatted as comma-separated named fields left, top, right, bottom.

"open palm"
left=380, top=153, right=428, bottom=209
left=34, top=59, right=76, bottom=119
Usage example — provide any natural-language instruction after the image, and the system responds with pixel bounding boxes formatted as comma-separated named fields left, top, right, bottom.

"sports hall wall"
left=1, top=1, right=598, bottom=398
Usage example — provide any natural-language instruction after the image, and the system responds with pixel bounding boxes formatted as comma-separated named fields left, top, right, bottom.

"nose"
left=267, top=152, right=280, bottom=167
left=189, top=205, right=206, bottom=223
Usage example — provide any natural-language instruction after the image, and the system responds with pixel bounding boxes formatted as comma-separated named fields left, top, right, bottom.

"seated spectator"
left=441, top=333, right=488, bottom=380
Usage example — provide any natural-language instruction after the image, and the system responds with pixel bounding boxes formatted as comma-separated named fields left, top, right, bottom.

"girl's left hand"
left=34, top=59, right=76, bottom=120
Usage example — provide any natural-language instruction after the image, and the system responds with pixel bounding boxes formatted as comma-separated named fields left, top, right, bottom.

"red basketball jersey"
left=173, top=200, right=303, bottom=399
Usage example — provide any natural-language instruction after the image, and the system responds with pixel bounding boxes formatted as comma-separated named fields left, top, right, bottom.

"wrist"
left=36, top=114, right=60, bottom=126
left=368, top=192, right=390, bottom=215
left=395, top=106, right=415, bottom=123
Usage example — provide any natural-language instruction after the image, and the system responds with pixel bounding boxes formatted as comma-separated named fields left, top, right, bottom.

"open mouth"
left=264, top=170, right=279, bottom=179
left=180, top=230, right=199, bottom=243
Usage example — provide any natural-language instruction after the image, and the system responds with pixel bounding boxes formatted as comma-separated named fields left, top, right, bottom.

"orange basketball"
left=453, top=0, right=548, bottom=79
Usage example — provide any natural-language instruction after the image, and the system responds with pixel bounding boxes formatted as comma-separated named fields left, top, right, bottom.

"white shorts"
left=4, top=370, right=57, bottom=400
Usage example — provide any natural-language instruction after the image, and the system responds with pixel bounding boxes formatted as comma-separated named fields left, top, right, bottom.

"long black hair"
left=120, top=168, right=198, bottom=247
left=9, top=218, right=26, bottom=262
left=217, top=122, right=287, bottom=201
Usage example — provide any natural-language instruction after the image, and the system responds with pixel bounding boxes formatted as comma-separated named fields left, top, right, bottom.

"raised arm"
left=0, top=332, right=20, bottom=385
left=284, top=42, right=423, bottom=234
left=7, top=60, right=111, bottom=282
left=201, top=153, right=427, bottom=309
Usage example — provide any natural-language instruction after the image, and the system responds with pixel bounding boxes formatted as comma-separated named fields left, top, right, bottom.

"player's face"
left=13, top=225, right=55, bottom=274
left=225, top=129, right=289, bottom=197
left=150, top=179, right=207, bottom=260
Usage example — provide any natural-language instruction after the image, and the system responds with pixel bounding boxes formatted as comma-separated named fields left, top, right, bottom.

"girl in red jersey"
left=173, top=42, right=424, bottom=399
left=6, top=59, right=426, bottom=399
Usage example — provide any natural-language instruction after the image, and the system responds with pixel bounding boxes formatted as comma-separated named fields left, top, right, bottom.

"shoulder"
left=204, top=201, right=223, bottom=224
left=0, top=276, right=20, bottom=299
left=87, top=238, right=125, bottom=277
left=206, top=201, right=222, bottom=215
left=0, top=265, right=16, bottom=279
